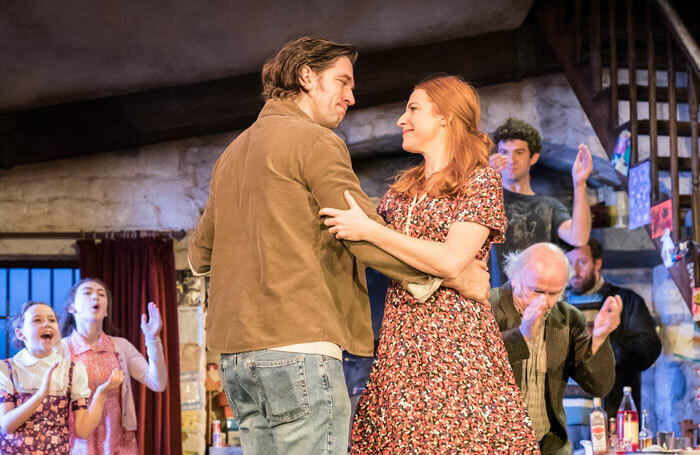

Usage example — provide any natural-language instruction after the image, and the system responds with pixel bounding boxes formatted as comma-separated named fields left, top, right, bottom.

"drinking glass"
left=657, top=431, right=675, bottom=450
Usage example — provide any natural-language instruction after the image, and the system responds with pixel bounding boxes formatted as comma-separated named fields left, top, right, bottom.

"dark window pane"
left=0, top=268, right=7, bottom=317
left=31, top=269, right=51, bottom=304
left=9, top=269, right=29, bottom=318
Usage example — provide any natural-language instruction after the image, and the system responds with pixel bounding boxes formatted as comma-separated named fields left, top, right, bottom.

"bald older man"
left=489, top=243, right=621, bottom=455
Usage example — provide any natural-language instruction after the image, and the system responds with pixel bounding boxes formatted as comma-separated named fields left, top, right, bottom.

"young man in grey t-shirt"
left=488, top=118, right=592, bottom=286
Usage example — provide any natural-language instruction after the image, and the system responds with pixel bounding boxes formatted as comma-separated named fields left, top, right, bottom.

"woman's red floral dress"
left=351, top=167, right=540, bottom=454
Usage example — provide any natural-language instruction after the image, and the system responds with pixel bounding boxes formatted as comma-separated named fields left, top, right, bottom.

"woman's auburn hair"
left=390, top=75, right=492, bottom=198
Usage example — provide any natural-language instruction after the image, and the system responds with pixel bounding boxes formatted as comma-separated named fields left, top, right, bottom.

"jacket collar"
left=69, top=330, right=115, bottom=355
left=257, top=99, right=316, bottom=124
left=15, top=348, right=62, bottom=367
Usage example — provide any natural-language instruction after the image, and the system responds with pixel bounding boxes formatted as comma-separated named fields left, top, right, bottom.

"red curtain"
left=77, top=236, right=182, bottom=455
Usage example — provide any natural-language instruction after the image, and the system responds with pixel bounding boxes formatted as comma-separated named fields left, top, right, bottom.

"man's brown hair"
left=261, top=36, right=358, bottom=101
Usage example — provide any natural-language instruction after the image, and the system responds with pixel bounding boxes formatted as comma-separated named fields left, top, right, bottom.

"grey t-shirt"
left=489, top=188, right=571, bottom=287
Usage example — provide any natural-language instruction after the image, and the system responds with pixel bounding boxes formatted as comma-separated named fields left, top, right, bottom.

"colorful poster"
left=693, top=287, right=700, bottom=322
left=650, top=199, right=673, bottom=239
left=628, top=161, right=651, bottom=230
left=611, top=130, right=631, bottom=176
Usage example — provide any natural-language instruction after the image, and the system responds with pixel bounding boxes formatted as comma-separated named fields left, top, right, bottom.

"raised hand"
left=572, top=143, right=593, bottom=186
left=319, top=190, right=377, bottom=241
left=519, top=297, right=548, bottom=341
left=37, top=362, right=59, bottom=398
left=488, top=153, right=508, bottom=173
left=141, top=301, right=162, bottom=340
left=443, top=260, right=490, bottom=303
left=593, top=295, right=622, bottom=342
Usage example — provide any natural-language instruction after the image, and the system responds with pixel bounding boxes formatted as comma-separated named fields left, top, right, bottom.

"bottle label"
left=622, top=421, right=639, bottom=442
left=591, top=425, right=607, bottom=450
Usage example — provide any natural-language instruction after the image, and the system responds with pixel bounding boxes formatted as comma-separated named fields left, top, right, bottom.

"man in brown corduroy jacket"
left=188, top=36, right=489, bottom=455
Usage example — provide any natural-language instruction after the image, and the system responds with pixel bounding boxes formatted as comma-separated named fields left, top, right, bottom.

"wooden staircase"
left=536, top=0, right=699, bottom=314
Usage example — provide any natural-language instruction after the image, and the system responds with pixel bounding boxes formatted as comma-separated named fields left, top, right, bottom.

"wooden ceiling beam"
left=0, top=24, right=559, bottom=169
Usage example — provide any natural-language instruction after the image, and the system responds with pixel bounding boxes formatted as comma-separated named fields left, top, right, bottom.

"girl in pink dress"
left=60, top=279, right=167, bottom=455
left=0, top=301, right=122, bottom=454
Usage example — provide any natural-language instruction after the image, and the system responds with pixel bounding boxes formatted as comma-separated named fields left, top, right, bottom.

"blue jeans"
left=220, top=350, right=351, bottom=455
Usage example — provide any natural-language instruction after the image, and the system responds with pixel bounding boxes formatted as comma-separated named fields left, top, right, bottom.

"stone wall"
left=2, top=72, right=605, bottom=267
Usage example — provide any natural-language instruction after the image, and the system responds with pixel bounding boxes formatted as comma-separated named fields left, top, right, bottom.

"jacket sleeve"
left=188, top=159, right=219, bottom=276
left=569, top=307, right=616, bottom=397
left=304, top=132, right=440, bottom=300
left=611, top=288, right=661, bottom=372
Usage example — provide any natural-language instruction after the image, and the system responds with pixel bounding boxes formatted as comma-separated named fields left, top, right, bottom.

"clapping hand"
left=141, top=302, right=162, bottom=340
left=488, top=153, right=508, bottom=173
left=97, top=369, right=123, bottom=393
left=37, top=362, right=59, bottom=398
left=593, top=295, right=622, bottom=341
left=572, top=143, right=593, bottom=186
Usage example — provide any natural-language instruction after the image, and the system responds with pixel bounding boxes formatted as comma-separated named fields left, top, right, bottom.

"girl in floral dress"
left=0, top=301, right=122, bottom=454
left=60, top=279, right=167, bottom=455
left=320, top=75, right=540, bottom=454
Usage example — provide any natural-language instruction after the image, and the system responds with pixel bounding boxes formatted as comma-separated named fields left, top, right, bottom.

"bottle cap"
left=593, top=397, right=602, bottom=407
left=623, top=386, right=632, bottom=393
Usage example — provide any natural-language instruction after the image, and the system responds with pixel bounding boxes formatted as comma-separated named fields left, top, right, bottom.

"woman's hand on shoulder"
left=140, top=302, right=162, bottom=340
left=319, top=190, right=378, bottom=241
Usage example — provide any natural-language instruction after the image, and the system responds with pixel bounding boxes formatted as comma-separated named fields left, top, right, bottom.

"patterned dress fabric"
left=66, top=332, right=138, bottom=455
left=0, top=359, right=87, bottom=454
left=351, top=167, right=540, bottom=454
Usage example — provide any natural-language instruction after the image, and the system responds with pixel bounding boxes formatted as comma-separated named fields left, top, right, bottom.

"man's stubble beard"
left=570, top=272, right=597, bottom=295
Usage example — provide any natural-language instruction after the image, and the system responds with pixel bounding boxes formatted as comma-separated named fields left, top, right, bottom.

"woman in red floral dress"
left=320, top=75, right=540, bottom=454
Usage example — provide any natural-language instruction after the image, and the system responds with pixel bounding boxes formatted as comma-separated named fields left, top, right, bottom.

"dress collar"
left=14, top=348, right=62, bottom=367
left=69, top=330, right=115, bottom=355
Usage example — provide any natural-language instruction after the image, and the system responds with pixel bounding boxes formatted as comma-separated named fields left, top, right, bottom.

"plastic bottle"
left=638, top=409, right=652, bottom=449
left=617, top=386, right=639, bottom=452
left=589, top=397, right=608, bottom=454
left=661, top=228, right=676, bottom=269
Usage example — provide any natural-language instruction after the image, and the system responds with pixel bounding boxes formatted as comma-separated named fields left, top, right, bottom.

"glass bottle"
left=638, top=409, right=652, bottom=449
left=617, top=386, right=639, bottom=452
left=589, top=397, right=608, bottom=455
left=608, top=417, right=618, bottom=451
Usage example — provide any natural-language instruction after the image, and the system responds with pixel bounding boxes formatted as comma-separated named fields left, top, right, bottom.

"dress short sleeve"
left=70, top=361, right=91, bottom=410
left=452, top=167, right=507, bottom=244
left=0, top=360, right=15, bottom=402
left=376, top=191, right=393, bottom=224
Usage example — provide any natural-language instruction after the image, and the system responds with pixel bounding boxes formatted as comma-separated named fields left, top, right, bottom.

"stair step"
left=680, top=194, right=692, bottom=208
left=616, top=84, right=689, bottom=103
left=657, top=156, right=695, bottom=172
left=598, top=49, right=688, bottom=71
left=619, top=119, right=700, bottom=138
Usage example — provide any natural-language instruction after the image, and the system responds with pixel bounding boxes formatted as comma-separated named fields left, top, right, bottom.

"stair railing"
left=538, top=0, right=700, bottom=312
